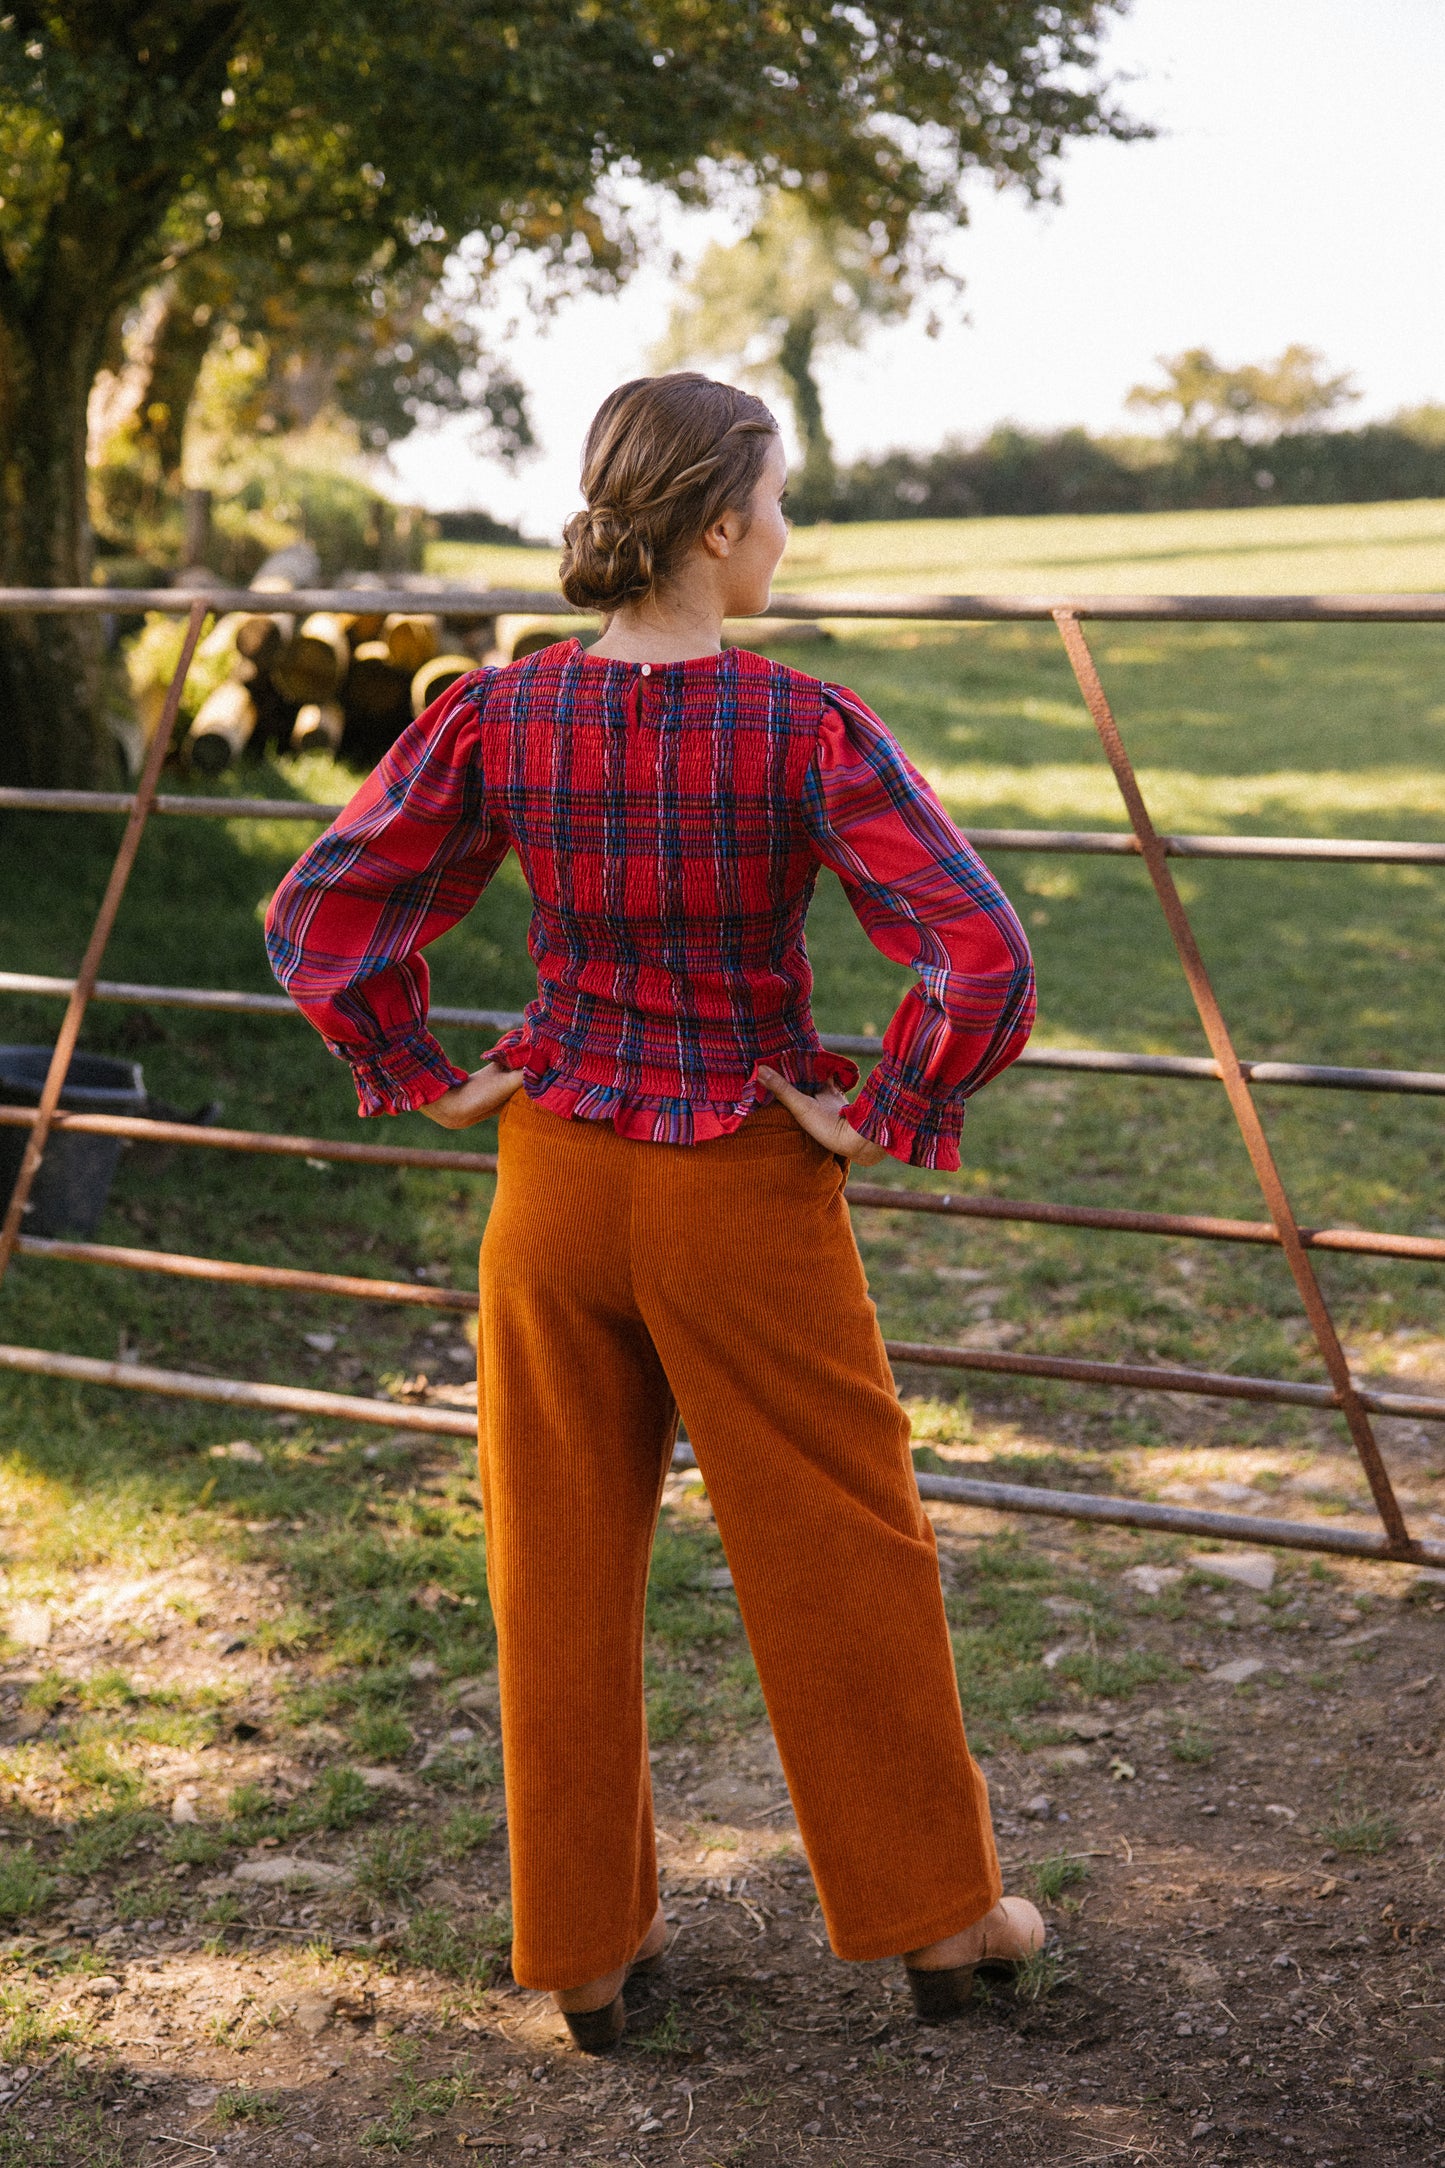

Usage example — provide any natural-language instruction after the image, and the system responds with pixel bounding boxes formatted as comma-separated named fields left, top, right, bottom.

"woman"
left=266, top=373, right=1045, bottom=2050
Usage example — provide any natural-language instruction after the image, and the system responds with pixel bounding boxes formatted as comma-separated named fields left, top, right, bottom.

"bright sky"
left=388, top=0, right=1445, bottom=538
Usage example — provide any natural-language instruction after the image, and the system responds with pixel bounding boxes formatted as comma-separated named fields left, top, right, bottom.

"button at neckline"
left=639, top=663, right=652, bottom=676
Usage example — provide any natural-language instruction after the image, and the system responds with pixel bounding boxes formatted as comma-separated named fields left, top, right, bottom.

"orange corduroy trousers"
left=477, top=1091, right=1001, bottom=1992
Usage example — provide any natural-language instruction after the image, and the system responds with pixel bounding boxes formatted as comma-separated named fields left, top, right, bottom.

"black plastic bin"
left=0, top=1046, right=146, bottom=1238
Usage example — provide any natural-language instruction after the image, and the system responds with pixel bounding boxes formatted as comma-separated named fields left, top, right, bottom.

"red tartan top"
left=264, top=641, right=1034, bottom=1169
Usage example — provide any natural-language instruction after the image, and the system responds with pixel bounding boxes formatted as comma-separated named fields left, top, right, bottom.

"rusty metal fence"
left=2, top=584, right=1444, bottom=1569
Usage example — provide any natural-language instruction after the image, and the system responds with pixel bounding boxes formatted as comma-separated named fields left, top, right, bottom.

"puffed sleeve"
left=264, top=673, right=509, bottom=1115
left=800, top=686, right=1035, bottom=1169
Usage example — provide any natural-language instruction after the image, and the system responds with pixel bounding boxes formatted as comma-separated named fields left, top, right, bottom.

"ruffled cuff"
left=845, top=1057, right=965, bottom=1171
left=334, top=1029, right=470, bottom=1118
left=479, top=1026, right=528, bottom=1071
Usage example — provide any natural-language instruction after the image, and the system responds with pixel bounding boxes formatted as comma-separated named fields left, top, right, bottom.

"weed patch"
left=22, top=1673, right=71, bottom=1717
left=718, top=1651, right=767, bottom=1730
left=225, top=1781, right=287, bottom=1841
left=402, top=1903, right=509, bottom=1984
left=252, top=1605, right=323, bottom=1657
left=164, top=1823, right=231, bottom=1868
left=1321, top=1806, right=1399, bottom=1856
left=0, top=1844, right=55, bottom=1920
left=419, top=1739, right=500, bottom=1791
left=350, top=1710, right=414, bottom=1762
left=1010, top=1943, right=1072, bottom=2005
left=1052, top=1648, right=1177, bottom=1700
left=61, top=1737, right=143, bottom=1804
left=647, top=1524, right=737, bottom=1650
left=64, top=1808, right=162, bottom=1877
left=73, top=1669, right=139, bottom=1711
left=0, top=1977, right=78, bottom=2060
left=0, top=2100, right=125, bottom=2168
left=113, top=1875, right=172, bottom=1923
left=362, top=2068, right=469, bottom=2151
left=1032, top=1853, right=1091, bottom=1907
left=297, top=1763, right=379, bottom=1832
left=633, top=2003, right=693, bottom=2055
left=439, top=1805, right=496, bottom=1857
left=356, top=1827, right=430, bottom=1903
left=645, top=1659, right=711, bottom=1742
left=214, top=2086, right=287, bottom=2127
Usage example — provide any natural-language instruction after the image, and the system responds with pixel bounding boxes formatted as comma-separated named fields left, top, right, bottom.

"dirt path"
left=0, top=1422, right=1441, bottom=2166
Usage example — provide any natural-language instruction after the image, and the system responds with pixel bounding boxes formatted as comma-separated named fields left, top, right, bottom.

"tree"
left=1236, top=345, right=1359, bottom=435
left=654, top=197, right=929, bottom=511
left=90, top=243, right=534, bottom=509
left=1127, top=344, right=1359, bottom=441
left=0, top=2, right=1138, bottom=786
left=1125, top=348, right=1246, bottom=440
left=88, top=258, right=533, bottom=579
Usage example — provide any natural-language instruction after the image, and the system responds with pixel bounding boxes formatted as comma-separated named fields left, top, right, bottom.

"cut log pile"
left=183, top=606, right=490, bottom=774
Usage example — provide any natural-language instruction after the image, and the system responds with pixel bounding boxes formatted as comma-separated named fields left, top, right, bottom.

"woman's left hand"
left=419, top=1062, right=527, bottom=1130
left=756, top=1065, right=887, bottom=1166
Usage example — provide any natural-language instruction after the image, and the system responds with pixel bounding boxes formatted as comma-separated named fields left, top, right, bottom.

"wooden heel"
left=561, top=1994, right=626, bottom=2053
left=906, top=1964, right=977, bottom=2021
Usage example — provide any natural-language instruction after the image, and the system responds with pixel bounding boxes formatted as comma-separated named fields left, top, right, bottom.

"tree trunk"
left=137, top=278, right=219, bottom=487
left=0, top=268, right=115, bottom=788
left=777, top=312, right=836, bottom=513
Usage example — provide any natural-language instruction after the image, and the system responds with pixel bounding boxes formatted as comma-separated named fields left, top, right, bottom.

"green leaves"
left=1, top=3, right=1140, bottom=781
left=2, top=3, right=1139, bottom=314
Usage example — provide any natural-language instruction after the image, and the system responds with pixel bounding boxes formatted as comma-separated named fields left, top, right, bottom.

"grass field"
left=0, top=500, right=1443, bottom=2154
left=2, top=496, right=1442, bottom=1533
left=428, top=493, right=1445, bottom=597
left=3, top=497, right=1444, bottom=1572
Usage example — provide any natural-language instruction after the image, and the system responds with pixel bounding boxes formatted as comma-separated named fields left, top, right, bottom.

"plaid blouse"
left=265, top=640, right=1034, bottom=1169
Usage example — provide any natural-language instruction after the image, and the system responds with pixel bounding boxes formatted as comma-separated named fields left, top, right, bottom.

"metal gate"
left=2, top=582, right=1443, bottom=1568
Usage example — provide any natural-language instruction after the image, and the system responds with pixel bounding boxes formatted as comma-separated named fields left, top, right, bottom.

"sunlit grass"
left=0, top=1980, right=77, bottom=2061
left=429, top=496, right=1445, bottom=600
left=0, top=501, right=1443, bottom=1799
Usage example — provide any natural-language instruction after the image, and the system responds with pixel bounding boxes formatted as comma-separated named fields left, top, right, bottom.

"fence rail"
left=9, top=789, right=1445, bottom=870
left=3, top=1103, right=1443, bottom=1266
left=8, top=583, right=1445, bottom=622
left=5, top=974, right=1443, bottom=1099
left=3, top=584, right=1444, bottom=1567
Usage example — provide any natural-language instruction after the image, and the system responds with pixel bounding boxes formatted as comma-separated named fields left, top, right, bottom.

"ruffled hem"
left=845, top=1055, right=966, bottom=1171
left=482, top=1027, right=860, bottom=1148
left=342, top=1029, right=470, bottom=1119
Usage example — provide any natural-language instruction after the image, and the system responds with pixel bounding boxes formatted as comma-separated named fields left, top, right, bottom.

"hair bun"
left=559, top=504, right=655, bottom=612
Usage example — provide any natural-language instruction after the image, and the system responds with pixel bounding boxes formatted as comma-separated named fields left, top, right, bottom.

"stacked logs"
left=183, top=607, right=491, bottom=773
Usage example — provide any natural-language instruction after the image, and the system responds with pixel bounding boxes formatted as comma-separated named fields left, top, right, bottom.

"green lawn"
left=428, top=494, right=1445, bottom=598
left=4, top=501, right=1444, bottom=1427
left=0, top=496, right=1442, bottom=1796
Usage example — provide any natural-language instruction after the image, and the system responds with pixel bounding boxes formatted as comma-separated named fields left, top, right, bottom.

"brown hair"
left=559, top=373, right=779, bottom=612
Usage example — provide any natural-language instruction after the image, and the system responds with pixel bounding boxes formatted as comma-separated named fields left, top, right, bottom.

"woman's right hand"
left=419, top=1062, right=526, bottom=1130
left=756, top=1065, right=887, bottom=1166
